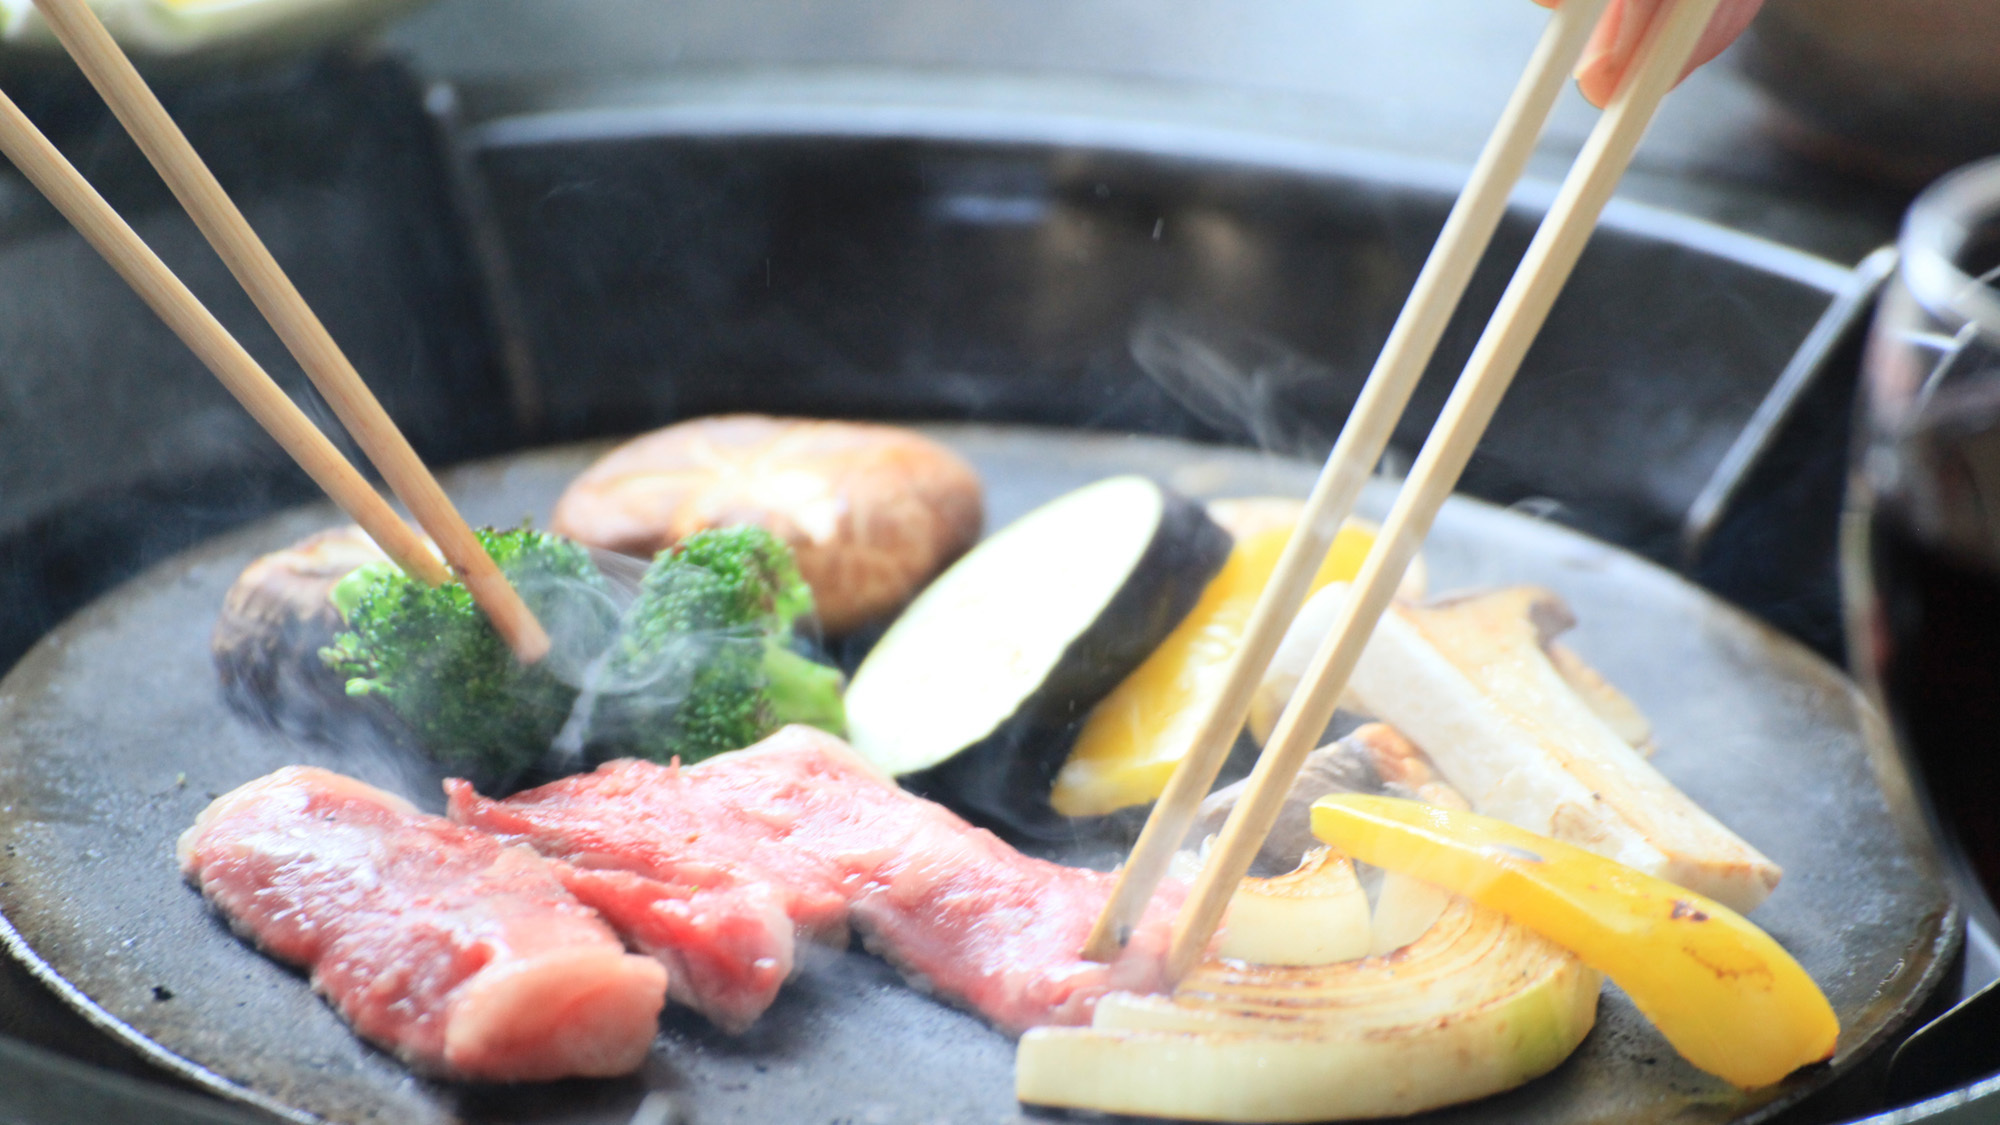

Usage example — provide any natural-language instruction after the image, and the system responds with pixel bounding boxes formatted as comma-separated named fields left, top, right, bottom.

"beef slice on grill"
left=179, top=766, right=668, bottom=1082
left=449, top=725, right=1184, bottom=1035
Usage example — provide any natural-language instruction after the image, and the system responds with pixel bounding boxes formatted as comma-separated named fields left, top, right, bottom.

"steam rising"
left=530, top=564, right=760, bottom=777
left=515, top=567, right=625, bottom=690
left=220, top=535, right=818, bottom=794
left=1131, top=305, right=1340, bottom=456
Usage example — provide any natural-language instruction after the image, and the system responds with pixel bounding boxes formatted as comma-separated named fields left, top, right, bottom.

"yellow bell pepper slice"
left=1050, top=520, right=1377, bottom=817
left=1310, top=794, right=1837, bottom=1089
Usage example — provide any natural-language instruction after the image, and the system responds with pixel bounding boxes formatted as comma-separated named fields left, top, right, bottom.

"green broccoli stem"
left=762, top=642, right=847, bottom=737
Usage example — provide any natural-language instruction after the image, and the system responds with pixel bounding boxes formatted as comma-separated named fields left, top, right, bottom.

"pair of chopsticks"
left=1, top=0, right=550, bottom=663
left=1088, top=0, right=1725, bottom=981
left=11, top=0, right=1716, bottom=971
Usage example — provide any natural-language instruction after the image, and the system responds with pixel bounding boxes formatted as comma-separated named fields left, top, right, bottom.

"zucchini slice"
left=845, top=475, right=1228, bottom=818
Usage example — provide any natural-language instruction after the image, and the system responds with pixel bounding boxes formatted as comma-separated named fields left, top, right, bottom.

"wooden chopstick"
left=1080, top=0, right=1612, bottom=963
left=0, top=87, right=449, bottom=588
left=30, top=0, right=551, bottom=665
left=1160, top=0, right=1726, bottom=982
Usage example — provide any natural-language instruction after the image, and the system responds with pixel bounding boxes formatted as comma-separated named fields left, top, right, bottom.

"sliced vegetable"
left=1310, top=794, right=1838, bottom=1089
left=1266, top=583, right=1781, bottom=913
left=1216, top=847, right=1370, bottom=965
left=1247, top=587, right=1643, bottom=751
left=1050, top=514, right=1386, bottom=817
left=1545, top=640, right=1654, bottom=752
left=1017, top=895, right=1599, bottom=1121
left=1369, top=869, right=1451, bottom=955
left=844, top=476, right=1229, bottom=811
left=1198, top=497, right=1429, bottom=600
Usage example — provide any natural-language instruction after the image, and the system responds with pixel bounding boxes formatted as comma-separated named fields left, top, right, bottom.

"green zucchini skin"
left=892, top=481, right=1231, bottom=836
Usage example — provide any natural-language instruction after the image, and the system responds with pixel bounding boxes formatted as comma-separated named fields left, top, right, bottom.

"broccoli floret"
left=319, top=523, right=845, bottom=784
left=600, top=526, right=846, bottom=763
left=321, top=527, right=600, bottom=785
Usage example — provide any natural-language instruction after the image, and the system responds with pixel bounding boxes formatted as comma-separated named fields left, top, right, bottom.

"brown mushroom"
left=552, top=416, right=984, bottom=635
left=213, top=525, right=387, bottom=724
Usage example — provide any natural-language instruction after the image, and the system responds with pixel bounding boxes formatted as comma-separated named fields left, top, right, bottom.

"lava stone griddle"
left=0, top=426, right=1957, bottom=1125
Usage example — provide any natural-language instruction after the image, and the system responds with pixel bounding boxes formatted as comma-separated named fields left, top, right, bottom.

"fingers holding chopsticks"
left=1532, top=0, right=1764, bottom=106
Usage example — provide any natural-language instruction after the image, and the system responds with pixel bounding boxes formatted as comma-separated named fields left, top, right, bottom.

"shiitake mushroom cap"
left=552, top=415, right=984, bottom=636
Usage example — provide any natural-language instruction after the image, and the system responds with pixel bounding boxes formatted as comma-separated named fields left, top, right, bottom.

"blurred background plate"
left=0, top=0, right=435, bottom=67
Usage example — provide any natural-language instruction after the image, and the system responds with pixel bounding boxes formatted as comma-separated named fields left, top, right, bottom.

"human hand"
left=1531, top=0, right=1765, bottom=106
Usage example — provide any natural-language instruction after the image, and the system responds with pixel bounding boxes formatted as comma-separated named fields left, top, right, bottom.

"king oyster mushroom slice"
left=1543, top=639, right=1654, bottom=753
left=1259, top=584, right=1781, bottom=915
left=1249, top=595, right=1649, bottom=754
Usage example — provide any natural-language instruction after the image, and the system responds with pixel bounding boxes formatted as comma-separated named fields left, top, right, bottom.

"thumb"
left=1573, top=0, right=1763, bottom=107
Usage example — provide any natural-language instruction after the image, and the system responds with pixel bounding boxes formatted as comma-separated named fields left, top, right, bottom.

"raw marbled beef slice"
left=179, top=766, right=667, bottom=1081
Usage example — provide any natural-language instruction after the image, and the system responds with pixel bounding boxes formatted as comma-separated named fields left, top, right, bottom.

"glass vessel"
left=1847, top=157, right=2000, bottom=937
